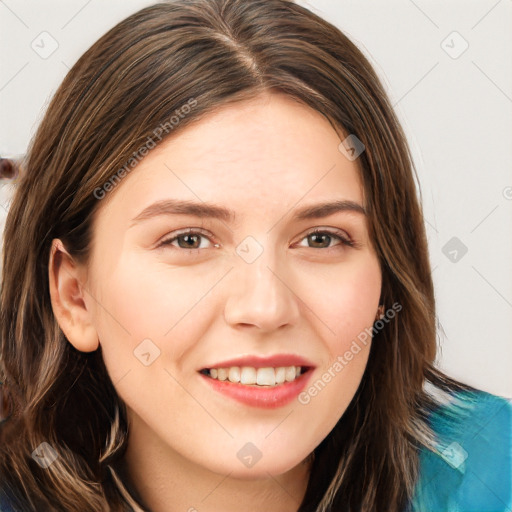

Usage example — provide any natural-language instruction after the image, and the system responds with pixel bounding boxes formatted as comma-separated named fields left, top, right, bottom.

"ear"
left=48, top=238, right=99, bottom=352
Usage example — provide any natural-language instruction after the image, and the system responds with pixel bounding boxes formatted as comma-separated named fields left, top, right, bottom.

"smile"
left=201, top=365, right=304, bottom=386
left=198, top=355, right=315, bottom=408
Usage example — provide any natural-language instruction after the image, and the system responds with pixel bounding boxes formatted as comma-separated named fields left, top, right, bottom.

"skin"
left=49, top=92, right=382, bottom=512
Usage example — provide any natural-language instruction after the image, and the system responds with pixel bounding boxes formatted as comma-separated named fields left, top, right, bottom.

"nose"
left=223, top=248, right=301, bottom=333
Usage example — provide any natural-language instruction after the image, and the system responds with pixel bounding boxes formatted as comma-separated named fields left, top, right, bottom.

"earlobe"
left=375, top=304, right=385, bottom=321
left=48, top=238, right=99, bottom=352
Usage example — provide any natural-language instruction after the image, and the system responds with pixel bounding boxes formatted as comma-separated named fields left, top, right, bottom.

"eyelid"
left=304, top=226, right=350, bottom=239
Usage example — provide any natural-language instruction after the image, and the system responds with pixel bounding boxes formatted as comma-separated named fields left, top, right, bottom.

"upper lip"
left=200, top=354, right=315, bottom=370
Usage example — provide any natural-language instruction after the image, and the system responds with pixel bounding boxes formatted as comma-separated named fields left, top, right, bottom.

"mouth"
left=199, top=365, right=312, bottom=387
left=197, top=355, right=315, bottom=408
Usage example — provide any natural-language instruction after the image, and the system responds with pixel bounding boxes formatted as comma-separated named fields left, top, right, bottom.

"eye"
left=296, top=228, right=355, bottom=250
left=158, top=228, right=215, bottom=250
left=157, top=227, right=357, bottom=252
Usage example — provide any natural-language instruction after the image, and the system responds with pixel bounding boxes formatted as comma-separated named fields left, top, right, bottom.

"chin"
left=203, top=452, right=309, bottom=480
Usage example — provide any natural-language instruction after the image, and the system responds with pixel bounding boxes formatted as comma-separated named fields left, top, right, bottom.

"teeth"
left=240, top=367, right=257, bottom=385
left=285, top=366, right=296, bottom=382
left=206, top=366, right=303, bottom=386
left=256, top=367, right=275, bottom=386
left=228, top=367, right=241, bottom=383
left=275, top=367, right=286, bottom=384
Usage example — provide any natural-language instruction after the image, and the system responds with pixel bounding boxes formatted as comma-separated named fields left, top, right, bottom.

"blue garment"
left=0, top=388, right=510, bottom=511
left=409, top=388, right=512, bottom=512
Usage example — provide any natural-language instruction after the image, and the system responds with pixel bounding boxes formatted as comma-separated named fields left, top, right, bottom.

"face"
left=82, top=92, right=381, bottom=478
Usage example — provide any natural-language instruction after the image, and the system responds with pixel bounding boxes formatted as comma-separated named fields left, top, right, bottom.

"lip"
left=200, top=354, right=315, bottom=370
left=198, top=354, right=316, bottom=409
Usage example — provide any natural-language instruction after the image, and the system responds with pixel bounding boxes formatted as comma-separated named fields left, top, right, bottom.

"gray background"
left=1, top=0, right=511, bottom=397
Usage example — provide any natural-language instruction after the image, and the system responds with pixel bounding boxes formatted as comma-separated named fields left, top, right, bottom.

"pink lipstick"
left=198, top=354, right=315, bottom=409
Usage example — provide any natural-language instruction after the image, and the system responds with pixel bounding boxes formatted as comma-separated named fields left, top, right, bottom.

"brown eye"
left=159, top=229, right=215, bottom=251
left=298, top=229, right=354, bottom=250
left=174, top=233, right=202, bottom=249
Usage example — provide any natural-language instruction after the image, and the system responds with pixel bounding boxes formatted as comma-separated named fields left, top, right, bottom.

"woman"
left=0, top=1, right=510, bottom=511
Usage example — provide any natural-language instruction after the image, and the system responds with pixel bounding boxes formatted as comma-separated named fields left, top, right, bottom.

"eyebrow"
left=129, top=198, right=366, bottom=226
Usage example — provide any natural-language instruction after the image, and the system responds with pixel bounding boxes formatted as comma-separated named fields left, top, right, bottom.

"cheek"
left=293, top=288, right=378, bottom=448
left=298, top=255, right=381, bottom=356
left=87, top=251, right=223, bottom=378
left=289, top=255, right=380, bottom=433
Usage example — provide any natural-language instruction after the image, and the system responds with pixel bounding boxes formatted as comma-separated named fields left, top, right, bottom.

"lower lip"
left=199, top=370, right=314, bottom=409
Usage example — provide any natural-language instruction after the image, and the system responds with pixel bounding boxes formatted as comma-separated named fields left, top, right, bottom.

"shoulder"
left=0, top=479, right=23, bottom=512
left=0, top=489, right=16, bottom=512
left=410, top=388, right=512, bottom=512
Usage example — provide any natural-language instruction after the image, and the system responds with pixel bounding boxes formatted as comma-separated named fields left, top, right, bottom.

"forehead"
left=95, top=92, right=364, bottom=224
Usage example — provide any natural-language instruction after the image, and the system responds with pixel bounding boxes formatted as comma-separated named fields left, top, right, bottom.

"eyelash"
left=158, top=227, right=357, bottom=252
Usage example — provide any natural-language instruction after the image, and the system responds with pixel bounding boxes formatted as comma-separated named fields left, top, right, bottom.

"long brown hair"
left=0, top=1, right=471, bottom=510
